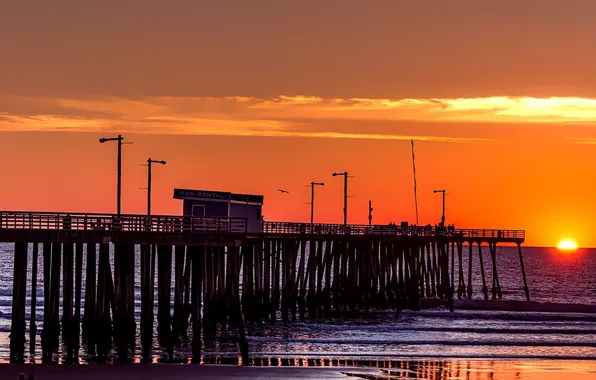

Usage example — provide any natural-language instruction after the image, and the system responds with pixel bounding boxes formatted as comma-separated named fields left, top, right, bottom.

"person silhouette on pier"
left=63, top=214, right=72, bottom=230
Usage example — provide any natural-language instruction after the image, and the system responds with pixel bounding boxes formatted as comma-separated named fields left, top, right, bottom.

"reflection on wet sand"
left=340, top=359, right=596, bottom=380
left=1, top=359, right=596, bottom=380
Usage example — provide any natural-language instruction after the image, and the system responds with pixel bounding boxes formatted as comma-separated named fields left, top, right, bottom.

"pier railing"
left=0, top=211, right=248, bottom=234
left=0, top=211, right=525, bottom=240
left=262, top=221, right=525, bottom=240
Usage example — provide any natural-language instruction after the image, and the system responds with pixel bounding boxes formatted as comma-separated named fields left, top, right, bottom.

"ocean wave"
left=246, top=336, right=596, bottom=347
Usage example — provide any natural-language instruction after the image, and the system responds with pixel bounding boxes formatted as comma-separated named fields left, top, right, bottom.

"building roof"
left=173, top=188, right=264, bottom=204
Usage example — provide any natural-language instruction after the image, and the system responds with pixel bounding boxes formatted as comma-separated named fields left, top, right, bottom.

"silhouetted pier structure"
left=0, top=211, right=527, bottom=364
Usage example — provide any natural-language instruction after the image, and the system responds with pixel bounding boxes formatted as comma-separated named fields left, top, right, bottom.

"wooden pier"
left=0, top=211, right=528, bottom=364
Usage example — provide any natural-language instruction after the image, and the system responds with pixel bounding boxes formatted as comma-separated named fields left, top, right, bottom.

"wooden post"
left=450, top=242, right=455, bottom=304
left=29, top=243, right=39, bottom=355
left=140, top=244, right=153, bottom=362
left=73, top=243, right=83, bottom=361
left=297, top=240, right=307, bottom=319
left=426, top=243, right=436, bottom=298
left=254, top=243, right=263, bottom=324
left=82, top=243, right=97, bottom=353
left=517, top=243, right=530, bottom=301
left=41, top=242, right=52, bottom=362
left=183, top=250, right=192, bottom=331
left=172, top=245, right=186, bottom=339
left=477, top=242, right=488, bottom=300
left=96, top=243, right=114, bottom=362
left=442, top=243, right=453, bottom=312
left=431, top=243, right=440, bottom=298
left=49, top=243, right=62, bottom=361
left=10, top=242, right=28, bottom=363
left=456, top=242, right=465, bottom=299
left=62, top=243, right=74, bottom=361
left=157, top=245, right=173, bottom=356
left=490, top=243, right=502, bottom=299
left=231, top=250, right=250, bottom=365
left=271, top=240, right=281, bottom=321
left=190, top=246, right=203, bottom=363
left=466, top=242, right=473, bottom=299
left=263, top=240, right=271, bottom=321
left=113, top=243, right=127, bottom=363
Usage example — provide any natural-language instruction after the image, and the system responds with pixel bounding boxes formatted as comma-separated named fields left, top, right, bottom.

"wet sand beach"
left=2, top=360, right=596, bottom=380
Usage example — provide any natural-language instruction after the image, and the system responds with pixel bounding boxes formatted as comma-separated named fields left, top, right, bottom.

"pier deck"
left=0, top=211, right=525, bottom=245
left=0, top=211, right=529, bottom=364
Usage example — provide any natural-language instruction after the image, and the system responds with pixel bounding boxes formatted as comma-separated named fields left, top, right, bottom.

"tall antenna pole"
left=411, top=140, right=419, bottom=225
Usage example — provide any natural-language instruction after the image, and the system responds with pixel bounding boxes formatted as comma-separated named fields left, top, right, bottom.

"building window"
left=256, top=208, right=261, bottom=221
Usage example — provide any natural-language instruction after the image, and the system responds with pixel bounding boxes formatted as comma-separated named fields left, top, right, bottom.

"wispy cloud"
left=2, top=94, right=596, bottom=142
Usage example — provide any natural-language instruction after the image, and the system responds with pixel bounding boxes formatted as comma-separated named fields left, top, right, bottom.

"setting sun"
left=557, top=240, right=578, bottom=250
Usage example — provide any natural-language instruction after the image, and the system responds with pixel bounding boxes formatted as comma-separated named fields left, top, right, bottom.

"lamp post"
left=309, top=182, right=325, bottom=225
left=147, top=158, right=167, bottom=216
left=99, top=135, right=125, bottom=215
left=433, top=189, right=446, bottom=227
left=332, top=172, right=349, bottom=226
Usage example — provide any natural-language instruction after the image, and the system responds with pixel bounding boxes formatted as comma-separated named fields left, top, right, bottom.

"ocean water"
left=0, top=244, right=595, bottom=363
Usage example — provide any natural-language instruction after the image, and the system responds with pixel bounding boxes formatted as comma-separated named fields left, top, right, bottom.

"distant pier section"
left=0, top=210, right=528, bottom=364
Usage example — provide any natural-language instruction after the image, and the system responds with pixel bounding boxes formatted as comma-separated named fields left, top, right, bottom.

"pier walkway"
left=0, top=211, right=529, bottom=364
left=0, top=211, right=525, bottom=244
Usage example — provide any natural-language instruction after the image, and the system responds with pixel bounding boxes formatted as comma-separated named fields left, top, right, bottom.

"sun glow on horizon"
left=557, top=240, right=578, bottom=251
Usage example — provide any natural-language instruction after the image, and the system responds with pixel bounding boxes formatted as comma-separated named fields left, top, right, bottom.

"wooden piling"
left=9, top=242, right=28, bottom=363
left=40, top=242, right=52, bottom=362
left=73, top=243, right=83, bottom=361
left=172, top=245, right=186, bottom=339
left=82, top=243, right=97, bottom=353
left=477, top=242, right=489, bottom=300
left=96, top=243, right=114, bottom=362
left=29, top=243, right=39, bottom=356
left=157, top=245, right=173, bottom=356
left=140, top=244, right=153, bottom=362
left=489, top=243, right=502, bottom=299
left=48, top=243, right=62, bottom=361
left=517, top=243, right=530, bottom=301
left=62, top=243, right=74, bottom=361
left=263, top=240, right=271, bottom=320
left=232, top=249, right=249, bottom=365
left=466, top=242, right=473, bottom=299
left=190, top=245, right=203, bottom=363
left=456, top=242, right=465, bottom=299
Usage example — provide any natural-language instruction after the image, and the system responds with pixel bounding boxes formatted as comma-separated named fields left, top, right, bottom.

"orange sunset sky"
left=2, top=1, right=596, bottom=248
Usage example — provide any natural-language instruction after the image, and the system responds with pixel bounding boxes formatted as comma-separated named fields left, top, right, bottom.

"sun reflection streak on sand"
left=1, top=360, right=595, bottom=380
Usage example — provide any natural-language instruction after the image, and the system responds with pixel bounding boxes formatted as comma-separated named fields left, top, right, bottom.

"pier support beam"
left=140, top=244, right=154, bottom=362
left=96, top=243, right=114, bottom=362
left=62, top=243, right=74, bottom=362
left=40, top=243, right=51, bottom=362
left=489, top=243, right=502, bottom=300
left=82, top=243, right=97, bottom=354
left=477, top=242, right=488, bottom=300
left=466, top=242, right=473, bottom=299
left=157, top=245, right=173, bottom=358
left=517, top=243, right=530, bottom=301
left=73, top=243, right=83, bottom=361
left=190, top=246, right=203, bottom=364
left=10, top=242, right=28, bottom=363
left=29, top=243, right=39, bottom=356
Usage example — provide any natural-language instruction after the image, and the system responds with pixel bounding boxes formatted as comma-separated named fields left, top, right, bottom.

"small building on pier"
left=173, top=188, right=264, bottom=233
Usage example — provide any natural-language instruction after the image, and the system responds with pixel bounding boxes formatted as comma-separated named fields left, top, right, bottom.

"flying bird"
left=278, top=189, right=290, bottom=194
